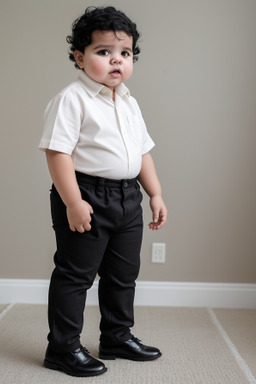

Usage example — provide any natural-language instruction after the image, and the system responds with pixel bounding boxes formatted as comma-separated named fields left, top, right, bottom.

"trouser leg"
left=48, top=184, right=109, bottom=353
left=98, top=186, right=143, bottom=345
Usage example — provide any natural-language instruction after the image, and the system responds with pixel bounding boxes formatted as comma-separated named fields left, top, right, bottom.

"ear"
left=74, top=50, right=84, bottom=69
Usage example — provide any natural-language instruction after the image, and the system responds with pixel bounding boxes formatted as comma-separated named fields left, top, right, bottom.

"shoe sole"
left=98, top=352, right=162, bottom=362
left=44, top=359, right=107, bottom=377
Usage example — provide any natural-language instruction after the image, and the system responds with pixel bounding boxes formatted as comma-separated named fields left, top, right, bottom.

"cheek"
left=89, top=58, right=106, bottom=77
left=124, top=62, right=133, bottom=79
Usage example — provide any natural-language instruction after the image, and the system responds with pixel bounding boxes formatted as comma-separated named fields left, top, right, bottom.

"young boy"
left=39, top=6, right=167, bottom=378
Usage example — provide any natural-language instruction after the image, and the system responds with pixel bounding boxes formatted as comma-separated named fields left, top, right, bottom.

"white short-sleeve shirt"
left=39, top=71, right=155, bottom=179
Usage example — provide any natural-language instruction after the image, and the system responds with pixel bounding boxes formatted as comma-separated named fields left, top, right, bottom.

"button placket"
left=115, top=105, right=132, bottom=177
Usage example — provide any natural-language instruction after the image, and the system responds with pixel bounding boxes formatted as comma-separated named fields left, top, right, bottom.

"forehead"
left=91, top=30, right=133, bottom=47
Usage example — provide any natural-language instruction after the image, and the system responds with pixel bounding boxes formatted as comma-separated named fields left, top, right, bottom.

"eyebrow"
left=93, top=45, right=133, bottom=52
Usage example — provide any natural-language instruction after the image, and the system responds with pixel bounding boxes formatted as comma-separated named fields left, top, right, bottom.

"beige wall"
left=1, top=0, right=256, bottom=283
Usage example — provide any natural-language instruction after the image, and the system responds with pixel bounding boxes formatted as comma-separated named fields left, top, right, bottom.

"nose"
left=110, top=56, right=123, bottom=65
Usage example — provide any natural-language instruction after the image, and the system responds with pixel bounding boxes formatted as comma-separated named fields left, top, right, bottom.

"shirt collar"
left=78, top=71, right=130, bottom=98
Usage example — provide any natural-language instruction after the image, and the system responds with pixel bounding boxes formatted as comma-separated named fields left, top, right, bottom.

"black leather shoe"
left=44, top=345, right=107, bottom=377
left=99, top=336, right=162, bottom=361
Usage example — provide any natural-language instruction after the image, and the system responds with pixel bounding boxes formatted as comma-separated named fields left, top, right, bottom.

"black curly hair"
left=66, top=6, right=141, bottom=69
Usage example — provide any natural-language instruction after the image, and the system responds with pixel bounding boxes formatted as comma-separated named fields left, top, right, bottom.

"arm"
left=46, top=149, right=93, bottom=233
left=138, top=152, right=167, bottom=230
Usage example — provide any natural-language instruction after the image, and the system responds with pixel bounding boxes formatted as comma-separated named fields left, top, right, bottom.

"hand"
left=148, top=195, right=167, bottom=230
left=66, top=200, right=94, bottom=233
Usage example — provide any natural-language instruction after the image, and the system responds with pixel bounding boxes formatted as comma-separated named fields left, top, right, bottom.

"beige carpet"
left=0, top=304, right=255, bottom=384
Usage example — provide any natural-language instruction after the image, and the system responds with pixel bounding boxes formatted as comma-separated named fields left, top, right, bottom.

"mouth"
left=110, top=69, right=121, bottom=77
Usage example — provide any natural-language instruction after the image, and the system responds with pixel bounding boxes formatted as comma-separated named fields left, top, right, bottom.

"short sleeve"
left=39, top=90, right=81, bottom=154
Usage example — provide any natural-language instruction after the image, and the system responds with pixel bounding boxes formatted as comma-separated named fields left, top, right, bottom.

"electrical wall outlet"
left=151, top=242, right=166, bottom=263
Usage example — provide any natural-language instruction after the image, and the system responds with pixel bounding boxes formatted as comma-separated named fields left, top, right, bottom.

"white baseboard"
left=0, top=279, right=255, bottom=309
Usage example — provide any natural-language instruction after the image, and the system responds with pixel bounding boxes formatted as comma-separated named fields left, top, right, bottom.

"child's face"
left=74, top=30, right=133, bottom=91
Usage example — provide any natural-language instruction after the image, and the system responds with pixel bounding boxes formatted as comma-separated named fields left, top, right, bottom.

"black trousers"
left=47, top=172, right=143, bottom=353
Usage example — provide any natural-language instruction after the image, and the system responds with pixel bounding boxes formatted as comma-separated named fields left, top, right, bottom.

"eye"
left=97, top=49, right=109, bottom=56
left=121, top=51, right=131, bottom=58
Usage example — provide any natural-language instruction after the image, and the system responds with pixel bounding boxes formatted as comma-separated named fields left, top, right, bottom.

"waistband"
left=75, top=171, right=138, bottom=189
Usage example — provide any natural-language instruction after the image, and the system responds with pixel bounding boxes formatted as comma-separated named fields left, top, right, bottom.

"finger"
left=155, top=217, right=167, bottom=230
left=148, top=221, right=159, bottom=230
left=76, top=225, right=85, bottom=233
left=70, top=225, right=76, bottom=232
left=154, top=222, right=164, bottom=230
left=152, top=212, right=159, bottom=223
left=83, top=223, right=91, bottom=231
left=148, top=218, right=165, bottom=230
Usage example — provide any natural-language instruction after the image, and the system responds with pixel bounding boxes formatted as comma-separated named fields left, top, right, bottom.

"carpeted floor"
left=0, top=304, right=255, bottom=384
